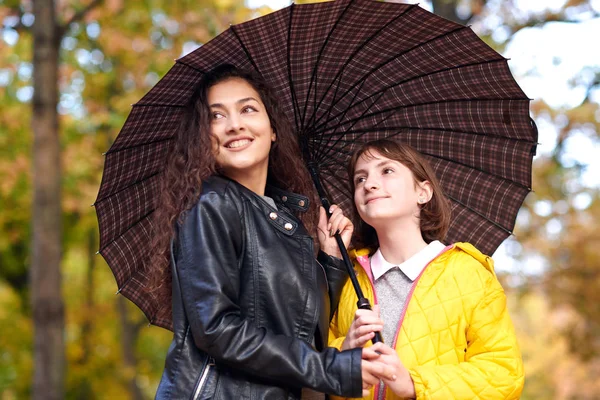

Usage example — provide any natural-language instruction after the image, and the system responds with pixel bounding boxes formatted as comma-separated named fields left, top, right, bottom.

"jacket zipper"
left=355, top=255, right=381, bottom=399
left=191, top=357, right=215, bottom=400
left=308, top=241, right=320, bottom=345
left=381, top=245, right=453, bottom=400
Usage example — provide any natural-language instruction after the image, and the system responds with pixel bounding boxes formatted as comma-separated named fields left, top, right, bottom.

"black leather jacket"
left=155, top=176, right=362, bottom=400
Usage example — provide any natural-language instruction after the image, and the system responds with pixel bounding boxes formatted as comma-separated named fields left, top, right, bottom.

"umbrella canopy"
left=96, top=0, right=537, bottom=329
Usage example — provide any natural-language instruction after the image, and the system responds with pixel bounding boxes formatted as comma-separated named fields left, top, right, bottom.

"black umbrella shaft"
left=308, top=164, right=383, bottom=344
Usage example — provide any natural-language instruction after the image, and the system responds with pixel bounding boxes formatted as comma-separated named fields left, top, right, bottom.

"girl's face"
left=353, top=150, right=431, bottom=227
left=208, top=78, right=275, bottom=187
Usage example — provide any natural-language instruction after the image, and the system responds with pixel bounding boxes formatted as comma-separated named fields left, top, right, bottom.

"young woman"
left=149, top=65, right=393, bottom=400
left=329, top=139, right=524, bottom=399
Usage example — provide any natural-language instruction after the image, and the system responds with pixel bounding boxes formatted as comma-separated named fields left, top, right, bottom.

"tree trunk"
left=117, top=296, right=145, bottom=400
left=31, top=1, right=64, bottom=399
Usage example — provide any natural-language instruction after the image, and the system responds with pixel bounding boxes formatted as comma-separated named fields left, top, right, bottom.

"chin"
left=362, top=210, right=400, bottom=224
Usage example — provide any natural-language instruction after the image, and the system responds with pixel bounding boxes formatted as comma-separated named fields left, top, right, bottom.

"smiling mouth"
left=225, top=138, right=253, bottom=149
left=366, top=197, right=387, bottom=204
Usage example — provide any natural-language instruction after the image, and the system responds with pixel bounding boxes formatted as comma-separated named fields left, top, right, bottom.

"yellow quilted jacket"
left=329, top=243, right=524, bottom=400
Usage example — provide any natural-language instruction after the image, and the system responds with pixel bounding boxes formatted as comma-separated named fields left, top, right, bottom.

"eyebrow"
left=353, top=160, right=394, bottom=177
left=209, top=97, right=260, bottom=108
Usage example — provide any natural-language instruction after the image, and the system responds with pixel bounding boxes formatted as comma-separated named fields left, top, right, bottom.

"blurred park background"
left=1, top=0, right=599, bottom=399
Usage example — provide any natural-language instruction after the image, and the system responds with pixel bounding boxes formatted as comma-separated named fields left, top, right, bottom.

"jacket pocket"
left=190, top=357, right=216, bottom=400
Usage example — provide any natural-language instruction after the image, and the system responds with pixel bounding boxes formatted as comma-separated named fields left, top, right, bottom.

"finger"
left=361, top=347, right=382, bottom=361
left=370, top=342, right=395, bottom=356
left=353, top=331, right=376, bottom=347
left=372, top=304, right=381, bottom=317
left=368, top=361, right=397, bottom=382
left=328, top=204, right=340, bottom=213
left=355, top=313, right=384, bottom=325
left=354, top=309, right=380, bottom=320
left=362, top=359, right=394, bottom=382
left=355, top=324, right=384, bottom=340
left=330, top=216, right=353, bottom=238
left=318, top=206, right=328, bottom=231
left=361, top=368, right=380, bottom=386
left=327, top=209, right=345, bottom=236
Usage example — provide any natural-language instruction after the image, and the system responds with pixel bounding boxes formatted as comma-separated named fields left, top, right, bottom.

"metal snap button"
left=298, top=200, right=305, bottom=207
left=269, top=212, right=278, bottom=220
left=284, top=223, right=293, bottom=231
left=281, top=196, right=288, bottom=202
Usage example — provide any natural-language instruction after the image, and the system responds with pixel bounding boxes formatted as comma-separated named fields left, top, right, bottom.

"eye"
left=211, top=112, right=224, bottom=120
left=354, top=176, right=366, bottom=185
left=241, top=105, right=257, bottom=113
left=383, top=168, right=394, bottom=174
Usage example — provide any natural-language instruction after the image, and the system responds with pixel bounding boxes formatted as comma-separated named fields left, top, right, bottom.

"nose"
left=363, top=175, right=380, bottom=191
left=225, top=113, right=244, bottom=133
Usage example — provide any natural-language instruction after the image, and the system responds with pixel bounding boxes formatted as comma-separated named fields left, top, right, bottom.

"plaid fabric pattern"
left=96, top=0, right=536, bottom=329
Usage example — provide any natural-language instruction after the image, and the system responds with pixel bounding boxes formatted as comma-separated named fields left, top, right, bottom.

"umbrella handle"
left=308, top=164, right=383, bottom=344
left=331, top=230, right=383, bottom=345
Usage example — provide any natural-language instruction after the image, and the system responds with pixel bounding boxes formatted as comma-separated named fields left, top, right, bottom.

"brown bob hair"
left=347, top=139, right=451, bottom=249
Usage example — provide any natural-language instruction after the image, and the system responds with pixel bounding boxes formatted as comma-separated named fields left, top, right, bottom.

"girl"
left=149, top=65, right=393, bottom=400
left=329, top=139, right=524, bottom=399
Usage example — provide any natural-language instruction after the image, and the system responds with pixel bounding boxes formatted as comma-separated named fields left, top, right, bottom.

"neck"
left=373, top=219, right=428, bottom=265
left=225, top=165, right=268, bottom=196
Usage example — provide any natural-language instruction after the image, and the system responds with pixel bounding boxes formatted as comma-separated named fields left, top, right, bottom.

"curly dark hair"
left=147, top=64, right=319, bottom=327
left=347, top=139, right=451, bottom=250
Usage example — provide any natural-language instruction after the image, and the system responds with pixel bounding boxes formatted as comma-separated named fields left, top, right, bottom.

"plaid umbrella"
left=96, top=0, right=537, bottom=329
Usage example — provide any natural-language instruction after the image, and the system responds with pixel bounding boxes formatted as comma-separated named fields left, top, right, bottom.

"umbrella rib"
left=133, top=102, right=186, bottom=108
left=313, top=77, right=371, bottom=161
left=420, top=152, right=532, bottom=190
left=98, top=208, right=156, bottom=254
left=300, top=0, right=355, bottom=130
left=313, top=96, right=532, bottom=136
left=315, top=130, right=405, bottom=164
left=312, top=59, right=513, bottom=132
left=309, top=24, right=476, bottom=129
left=446, top=194, right=515, bottom=235
left=95, top=171, right=160, bottom=205
left=174, top=60, right=208, bottom=75
left=309, top=24, right=470, bottom=128
left=315, top=105, right=394, bottom=163
left=230, top=25, right=262, bottom=75
left=131, top=61, right=207, bottom=107
left=315, top=125, right=538, bottom=145
left=115, top=273, right=161, bottom=327
left=320, top=169, right=352, bottom=202
left=313, top=128, right=534, bottom=188
left=307, top=4, right=417, bottom=128
left=104, top=136, right=173, bottom=156
left=286, top=3, right=302, bottom=132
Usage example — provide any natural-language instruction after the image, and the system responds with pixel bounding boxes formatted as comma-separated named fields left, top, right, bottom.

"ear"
left=271, top=131, right=276, bottom=142
left=417, top=180, right=433, bottom=205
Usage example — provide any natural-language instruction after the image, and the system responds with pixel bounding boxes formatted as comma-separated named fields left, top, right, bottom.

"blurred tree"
left=1, top=0, right=598, bottom=398
left=29, top=1, right=101, bottom=399
left=1, top=0, right=265, bottom=398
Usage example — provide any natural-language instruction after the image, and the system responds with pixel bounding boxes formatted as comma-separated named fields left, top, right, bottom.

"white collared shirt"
left=371, top=240, right=446, bottom=281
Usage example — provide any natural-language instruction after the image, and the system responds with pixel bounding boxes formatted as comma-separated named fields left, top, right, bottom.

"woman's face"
left=352, top=150, right=430, bottom=227
left=208, top=78, right=275, bottom=188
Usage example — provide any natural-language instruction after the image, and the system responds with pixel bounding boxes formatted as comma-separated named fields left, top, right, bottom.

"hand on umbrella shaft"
left=318, top=205, right=353, bottom=258
left=342, top=305, right=383, bottom=350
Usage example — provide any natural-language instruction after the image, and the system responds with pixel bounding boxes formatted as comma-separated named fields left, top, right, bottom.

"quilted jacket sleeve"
left=409, top=274, right=524, bottom=400
left=329, top=310, right=347, bottom=351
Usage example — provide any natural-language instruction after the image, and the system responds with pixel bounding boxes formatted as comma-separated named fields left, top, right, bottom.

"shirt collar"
left=371, top=240, right=446, bottom=281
